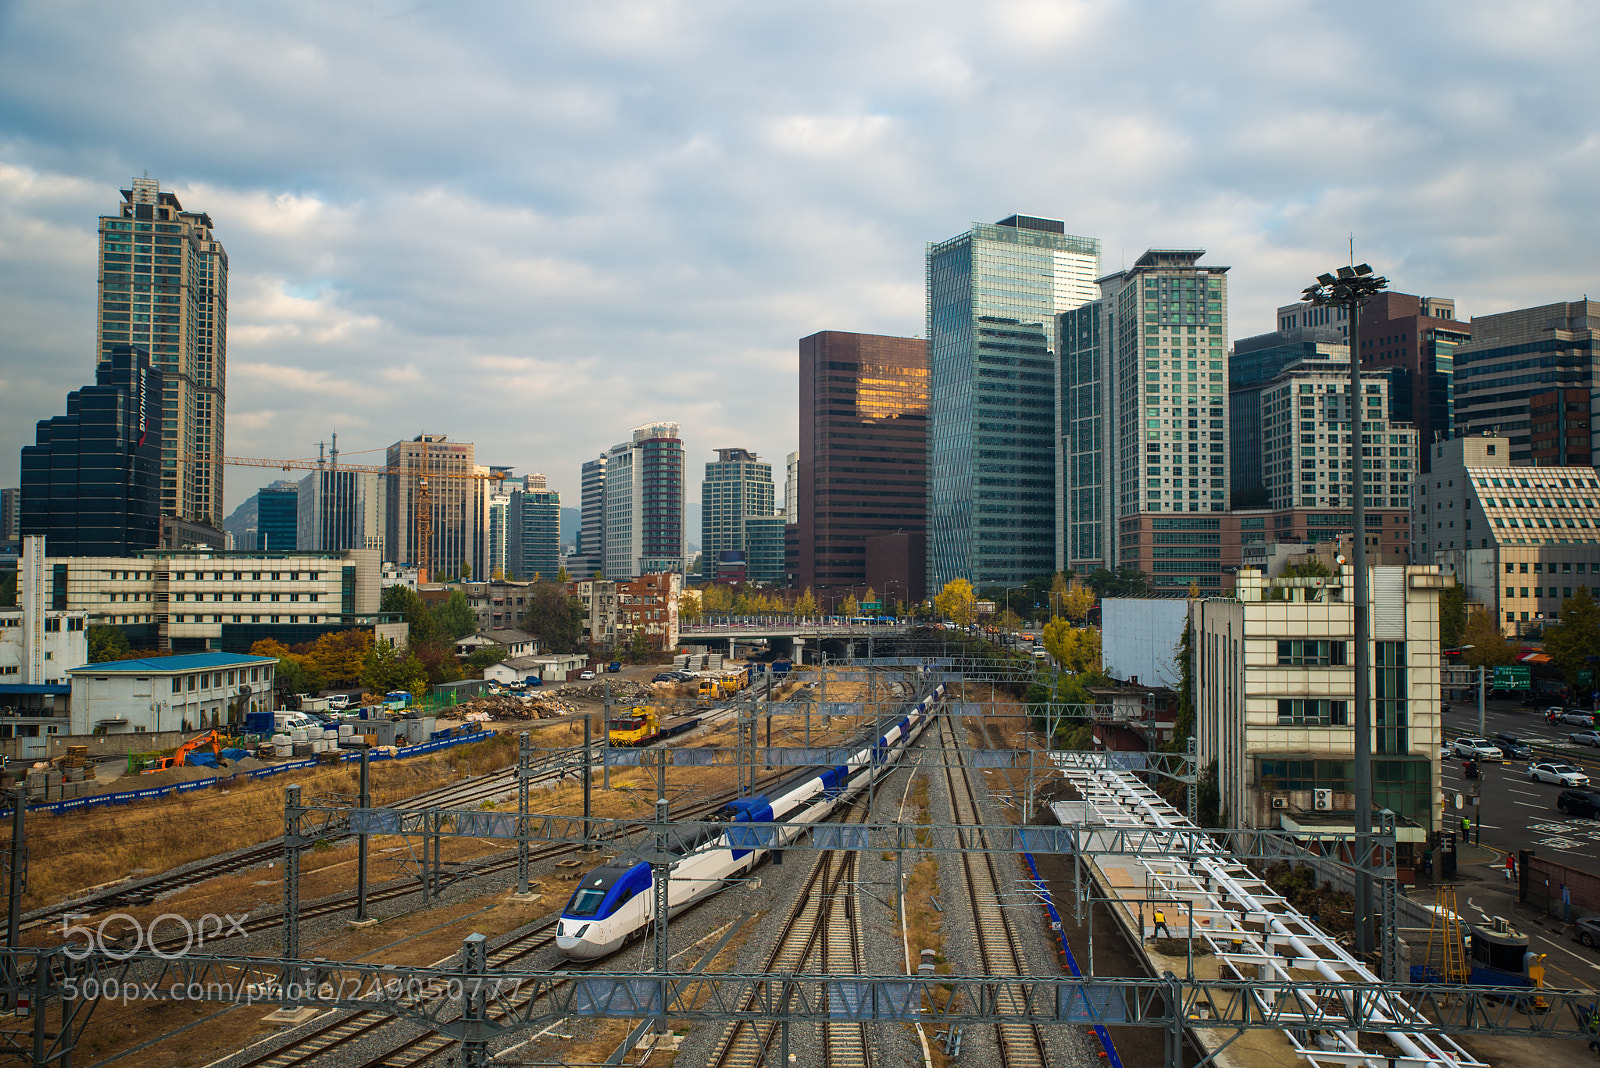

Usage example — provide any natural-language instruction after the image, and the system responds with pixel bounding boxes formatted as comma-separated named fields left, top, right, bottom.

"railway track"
left=19, top=757, right=532, bottom=931
left=707, top=799, right=872, bottom=1068
left=938, top=708, right=1048, bottom=1068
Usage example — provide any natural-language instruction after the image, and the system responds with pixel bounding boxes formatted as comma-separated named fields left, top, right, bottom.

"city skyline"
left=2, top=4, right=1598, bottom=523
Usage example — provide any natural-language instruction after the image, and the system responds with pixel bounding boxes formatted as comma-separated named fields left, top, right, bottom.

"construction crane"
left=195, top=451, right=507, bottom=584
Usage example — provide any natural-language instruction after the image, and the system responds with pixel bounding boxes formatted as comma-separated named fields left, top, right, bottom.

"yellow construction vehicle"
left=608, top=705, right=703, bottom=747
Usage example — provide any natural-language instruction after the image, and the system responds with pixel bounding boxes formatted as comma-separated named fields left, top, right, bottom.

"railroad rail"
left=707, top=798, right=872, bottom=1068
left=940, top=709, right=1048, bottom=1068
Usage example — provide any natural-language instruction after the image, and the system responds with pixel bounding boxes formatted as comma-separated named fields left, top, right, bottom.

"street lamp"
left=1302, top=262, right=1389, bottom=961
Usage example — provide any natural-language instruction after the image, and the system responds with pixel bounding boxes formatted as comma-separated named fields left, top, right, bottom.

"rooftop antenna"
left=1349, top=233, right=1355, bottom=266
left=331, top=431, right=339, bottom=469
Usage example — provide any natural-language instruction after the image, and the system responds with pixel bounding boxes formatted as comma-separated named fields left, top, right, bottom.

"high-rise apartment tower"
left=602, top=423, right=685, bottom=580
left=97, top=179, right=227, bottom=530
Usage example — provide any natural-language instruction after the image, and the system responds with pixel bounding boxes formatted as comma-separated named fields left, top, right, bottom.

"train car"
left=556, top=683, right=947, bottom=959
left=607, top=705, right=702, bottom=747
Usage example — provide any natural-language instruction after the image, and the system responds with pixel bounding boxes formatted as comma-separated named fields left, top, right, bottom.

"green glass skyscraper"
left=926, top=215, right=1099, bottom=590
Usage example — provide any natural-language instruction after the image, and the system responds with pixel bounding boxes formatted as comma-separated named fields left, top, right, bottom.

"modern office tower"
left=509, top=475, right=561, bottom=580
left=1280, top=292, right=1469, bottom=471
left=0, top=488, right=19, bottom=549
left=1228, top=328, right=1350, bottom=506
left=702, top=448, right=775, bottom=571
left=1417, top=433, right=1600, bottom=634
left=927, top=215, right=1100, bottom=590
left=602, top=423, right=685, bottom=580
left=255, top=483, right=298, bottom=550
left=1257, top=358, right=1416, bottom=511
left=486, top=492, right=510, bottom=579
left=385, top=434, right=479, bottom=578
left=1454, top=300, right=1600, bottom=465
left=20, top=344, right=161, bottom=555
left=97, top=178, right=228, bottom=531
left=568, top=454, right=607, bottom=578
left=745, top=515, right=788, bottom=585
left=1075, top=250, right=1229, bottom=593
left=1529, top=389, right=1593, bottom=466
left=297, top=467, right=387, bottom=555
left=797, top=331, right=930, bottom=597
left=1060, top=300, right=1110, bottom=572
left=783, top=451, right=798, bottom=522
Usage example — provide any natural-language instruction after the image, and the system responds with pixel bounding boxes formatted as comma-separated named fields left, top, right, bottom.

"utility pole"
left=1303, top=263, right=1388, bottom=961
left=517, top=731, right=532, bottom=894
left=356, top=745, right=370, bottom=922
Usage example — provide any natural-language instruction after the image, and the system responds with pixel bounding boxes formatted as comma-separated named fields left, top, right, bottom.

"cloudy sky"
left=2, top=0, right=1597, bottom=535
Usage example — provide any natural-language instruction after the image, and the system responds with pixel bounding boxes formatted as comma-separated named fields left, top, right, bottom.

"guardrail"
left=0, top=727, right=492, bottom=819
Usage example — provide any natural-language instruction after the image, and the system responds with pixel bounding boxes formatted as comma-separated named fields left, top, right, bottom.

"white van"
left=274, top=711, right=323, bottom=734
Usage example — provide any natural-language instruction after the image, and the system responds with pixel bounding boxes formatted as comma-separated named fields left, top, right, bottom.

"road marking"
left=1506, top=788, right=1540, bottom=797
left=1513, top=801, right=1547, bottom=809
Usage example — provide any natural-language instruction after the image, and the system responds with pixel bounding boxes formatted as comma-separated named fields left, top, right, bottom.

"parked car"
left=1557, top=789, right=1600, bottom=817
left=1559, top=709, right=1596, bottom=726
left=579, top=670, right=596, bottom=681
left=1569, top=730, right=1600, bottom=748
left=1575, top=915, right=1600, bottom=949
left=1530, top=761, right=1590, bottom=786
left=1492, top=733, right=1532, bottom=760
left=1452, top=737, right=1503, bottom=759
left=652, top=672, right=676, bottom=683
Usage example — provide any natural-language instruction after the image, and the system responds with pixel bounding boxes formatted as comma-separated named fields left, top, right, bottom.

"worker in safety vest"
left=1152, top=909, right=1170, bottom=938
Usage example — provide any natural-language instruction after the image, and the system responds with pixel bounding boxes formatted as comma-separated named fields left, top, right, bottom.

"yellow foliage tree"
left=1062, top=579, right=1095, bottom=622
left=935, top=579, right=977, bottom=628
left=678, top=593, right=702, bottom=623
left=1041, top=619, right=1102, bottom=674
left=794, top=587, right=819, bottom=617
left=841, top=595, right=860, bottom=617
left=301, top=630, right=373, bottom=686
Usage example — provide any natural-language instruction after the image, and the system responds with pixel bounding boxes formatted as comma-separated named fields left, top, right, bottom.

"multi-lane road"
left=1439, top=696, right=1600, bottom=865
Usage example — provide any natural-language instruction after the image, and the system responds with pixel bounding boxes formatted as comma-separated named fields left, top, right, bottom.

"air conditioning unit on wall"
left=1314, top=788, right=1333, bottom=811
left=1271, top=796, right=1289, bottom=810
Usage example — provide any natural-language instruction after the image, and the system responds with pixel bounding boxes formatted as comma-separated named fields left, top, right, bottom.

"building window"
left=1276, top=640, right=1346, bottom=666
left=1375, top=641, right=1407, bottom=753
left=1276, top=699, right=1349, bottom=726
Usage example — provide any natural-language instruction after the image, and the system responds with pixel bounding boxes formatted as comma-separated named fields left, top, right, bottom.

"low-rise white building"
left=3, top=538, right=88, bottom=685
left=1191, top=563, right=1446, bottom=861
left=485, top=653, right=587, bottom=685
left=67, top=652, right=276, bottom=734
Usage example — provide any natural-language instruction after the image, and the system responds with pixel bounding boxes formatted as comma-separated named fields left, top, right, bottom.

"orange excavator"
left=138, top=729, right=224, bottom=774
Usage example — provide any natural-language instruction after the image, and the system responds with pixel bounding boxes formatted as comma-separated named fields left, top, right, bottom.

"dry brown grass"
left=20, top=729, right=527, bottom=913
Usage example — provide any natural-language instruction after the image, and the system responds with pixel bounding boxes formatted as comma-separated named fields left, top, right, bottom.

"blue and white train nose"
left=555, top=919, right=604, bottom=958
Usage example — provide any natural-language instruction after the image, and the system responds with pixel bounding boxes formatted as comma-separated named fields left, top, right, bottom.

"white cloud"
left=0, top=0, right=1597, bottom=530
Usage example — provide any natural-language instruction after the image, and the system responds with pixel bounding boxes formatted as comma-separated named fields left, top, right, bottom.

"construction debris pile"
left=555, top=681, right=655, bottom=701
left=456, top=692, right=580, bottom=721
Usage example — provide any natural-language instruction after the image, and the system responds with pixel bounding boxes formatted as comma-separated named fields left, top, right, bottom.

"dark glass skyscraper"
left=255, top=484, right=298, bottom=550
left=21, top=344, right=161, bottom=555
left=509, top=480, right=562, bottom=580
left=797, top=331, right=928, bottom=597
left=926, top=216, right=1099, bottom=589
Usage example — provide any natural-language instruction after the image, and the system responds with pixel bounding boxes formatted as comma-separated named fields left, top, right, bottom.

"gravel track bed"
left=931, top=708, right=1101, bottom=1068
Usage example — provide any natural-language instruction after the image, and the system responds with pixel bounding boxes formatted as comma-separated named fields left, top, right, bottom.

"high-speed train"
left=555, top=682, right=947, bottom=959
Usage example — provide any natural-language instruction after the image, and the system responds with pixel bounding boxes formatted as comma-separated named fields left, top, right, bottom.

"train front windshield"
left=567, top=887, right=608, bottom=917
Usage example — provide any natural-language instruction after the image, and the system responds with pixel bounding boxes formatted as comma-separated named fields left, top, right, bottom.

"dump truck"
left=607, top=705, right=703, bottom=747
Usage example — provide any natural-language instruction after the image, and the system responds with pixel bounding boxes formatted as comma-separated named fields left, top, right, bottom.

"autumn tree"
left=431, top=589, right=478, bottom=640
left=1041, top=618, right=1102, bottom=675
left=840, top=594, right=859, bottom=618
left=362, top=637, right=403, bottom=693
left=934, top=578, right=977, bottom=628
left=1546, top=588, right=1600, bottom=685
left=679, top=593, right=702, bottom=623
left=1061, top=579, right=1095, bottom=622
left=1460, top=608, right=1518, bottom=668
left=520, top=582, right=585, bottom=653
left=794, top=587, right=818, bottom=617
left=252, top=638, right=322, bottom=694
left=1439, top=581, right=1468, bottom=652
left=87, top=625, right=132, bottom=664
left=557, top=566, right=571, bottom=583
left=299, top=630, right=372, bottom=686
left=381, top=585, right=439, bottom=644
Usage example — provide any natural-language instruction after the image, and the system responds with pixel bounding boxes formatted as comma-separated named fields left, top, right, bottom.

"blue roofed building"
left=68, top=651, right=276, bottom=735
